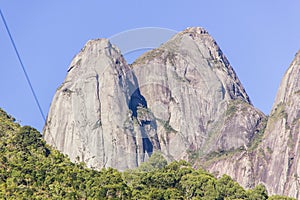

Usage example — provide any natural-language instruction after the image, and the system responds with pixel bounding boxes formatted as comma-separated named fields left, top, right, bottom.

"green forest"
left=0, top=108, right=295, bottom=199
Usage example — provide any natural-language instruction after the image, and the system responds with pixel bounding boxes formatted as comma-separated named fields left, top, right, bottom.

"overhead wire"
left=0, top=9, right=46, bottom=122
left=0, top=9, right=59, bottom=150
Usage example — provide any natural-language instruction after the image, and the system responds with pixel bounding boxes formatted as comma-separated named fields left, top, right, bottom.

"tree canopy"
left=0, top=108, right=295, bottom=199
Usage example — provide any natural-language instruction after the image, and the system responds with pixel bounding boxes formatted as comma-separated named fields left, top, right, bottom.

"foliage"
left=0, top=108, right=296, bottom=199
left=137, top=151, right=168, bottom=172
left=157, top=118, right=178, bottom=134
left=268, top=195, right=296, bottom=200
left=0, top=109, right=130, bottom=199
left=246, top=184, right=268, bottom=200
left=248, top=117, right=268, bottom=152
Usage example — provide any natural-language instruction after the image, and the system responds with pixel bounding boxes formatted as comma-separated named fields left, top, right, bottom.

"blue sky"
left=1, top=1, right=300, bottom=131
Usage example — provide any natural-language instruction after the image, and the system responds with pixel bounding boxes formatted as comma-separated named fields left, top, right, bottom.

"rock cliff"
left=131, top=27, right=266, bottom=160
left=257, top=50, right=300, bottom=198
left=43, top=39, right=157, bottom=170
left=43, top=27, right=266, bottom=171
left=206, top=50, right=300, bottom=199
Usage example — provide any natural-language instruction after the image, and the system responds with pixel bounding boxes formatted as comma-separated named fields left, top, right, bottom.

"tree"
left=180, top=171, right=218, bottom=199
left=246, top=184, right=268, bottom=200
left=0, top=108, right=296, bottom=200
left=138, top=151, right=167, bottom=172
left=216, top=174, right=247, bottom=199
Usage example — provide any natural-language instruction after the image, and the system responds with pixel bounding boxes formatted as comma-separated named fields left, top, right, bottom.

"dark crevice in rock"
left=129, top=89, right=147, bottom=118
left=141, top=126, right=153, bottom=157
left=127, top=70, right=161, bottom=158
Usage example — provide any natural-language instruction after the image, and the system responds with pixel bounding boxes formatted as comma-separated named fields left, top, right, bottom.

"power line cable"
left=1, top=9, right=57, bottom=150
left=0, top=9, right=46, bottom=122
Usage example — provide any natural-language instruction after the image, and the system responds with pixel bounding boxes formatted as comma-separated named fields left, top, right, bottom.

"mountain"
left=42, top=27, right=300, bottom=198
left=131, top=27, right=266, bottom=160
left=255, top=50, right=300, bottom=197
left=43, top=39, right=147, bottom=170
left=206, top=50, right=300, bottom=199
left=43, top=27, right=266, bottom=172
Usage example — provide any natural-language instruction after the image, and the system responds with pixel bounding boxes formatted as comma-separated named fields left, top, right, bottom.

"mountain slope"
left=255, top=50, right=300, bottom=197
left=206, top=50, right=300, bottom=199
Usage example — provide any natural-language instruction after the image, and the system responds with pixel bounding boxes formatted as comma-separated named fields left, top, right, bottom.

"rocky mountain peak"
left=135, top=27, right=251, bottom=104
left=132, top=27, right=264, bottom=157
left=67, top=38, right=125, bottom=75
left=259, top=50, right=300, bottom=197
left=43, top=38, right=143, bottom=170
left=167, top=27, right=237, bottom=77
left=272, top=49, right=300, bottom=120
left=182, top=26, right=209, bottom=35
left=205, top=50, right=300, bottom=199
left=44, top=27, right=265, bottom=172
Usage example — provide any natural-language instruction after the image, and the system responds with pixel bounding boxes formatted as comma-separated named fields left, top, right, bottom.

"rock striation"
left=206, top=50, right=300, bottom=199
left=43, top=39, right=157, bottom=170
left=257, top=50, right=300, bottom=198
left=131, top=27, right=266, bottom=160
left=43, top=27, right=266, bottom=171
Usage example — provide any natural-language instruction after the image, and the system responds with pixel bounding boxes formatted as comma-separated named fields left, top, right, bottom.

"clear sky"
left=1, top=1, right=300, bottom=131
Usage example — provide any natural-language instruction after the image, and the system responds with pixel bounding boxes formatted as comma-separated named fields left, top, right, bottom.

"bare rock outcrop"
left=206, top=50, right=300, bottom=199
left=43, top=39, right=157, bottom=170
left=255, top=50, right=300, bottom=198
left=131, top=27, right=266, bottom=160
left=43, top=27, right=265, bottom=173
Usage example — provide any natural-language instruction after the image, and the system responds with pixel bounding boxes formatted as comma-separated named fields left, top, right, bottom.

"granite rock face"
left=207, top=51, right=300, bottom=199
left=43, top=39, right=157, bottom=170
left=131, top=27, right=266, bottom=160
left=43, top=27, right=265, bottom=171
left=255, top=50, right=300, bottom=198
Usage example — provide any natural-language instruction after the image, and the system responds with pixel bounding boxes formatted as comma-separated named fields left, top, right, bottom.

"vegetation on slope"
left=0, top=108, right=295, bottom=199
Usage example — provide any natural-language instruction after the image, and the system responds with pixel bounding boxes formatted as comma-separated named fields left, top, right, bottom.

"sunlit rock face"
left=43, top=39, right=156, bottom=170
left=131, top=27, right=265, bottom=160
left=43, top=27, right=265, bottom=173
left=255, top=50, right=300, bottom=198
left=206, top=50, right=300, bottom=199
